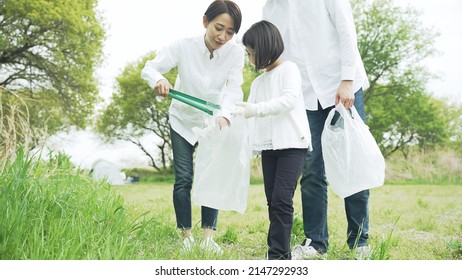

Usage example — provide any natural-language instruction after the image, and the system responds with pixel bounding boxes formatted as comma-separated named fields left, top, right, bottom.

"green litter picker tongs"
left=169, top=89, right=221, bottom=115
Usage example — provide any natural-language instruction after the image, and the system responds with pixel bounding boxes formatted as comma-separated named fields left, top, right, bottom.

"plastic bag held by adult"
left=321, top=103, right=385, bottom=199
left=192, top=115, right=251, bottom=214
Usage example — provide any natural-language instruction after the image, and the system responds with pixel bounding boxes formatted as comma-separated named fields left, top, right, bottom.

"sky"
left=47, top=0, right=462, bottom=169
left=394, top=0, right=462, bottom=102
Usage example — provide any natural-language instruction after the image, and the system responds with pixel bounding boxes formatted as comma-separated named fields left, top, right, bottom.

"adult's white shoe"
left=354, top=245, right=372, bottom=260
left=291, top=239, right=326, bottom=260
left=200, top=238, right=223, bottom=255
left=181, top=236, right=196, bottom=253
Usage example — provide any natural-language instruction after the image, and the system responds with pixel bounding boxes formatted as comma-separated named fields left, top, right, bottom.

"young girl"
left=237, top=20, right=312, bottom=260
left=141, top=0, right=244, bottom=254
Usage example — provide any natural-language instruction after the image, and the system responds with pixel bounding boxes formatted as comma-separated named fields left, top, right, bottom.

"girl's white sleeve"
left=253, top=63, right=302, bottom=117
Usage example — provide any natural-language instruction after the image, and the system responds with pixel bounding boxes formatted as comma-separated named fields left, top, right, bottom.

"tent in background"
left=91, top=159, right=126, bottom=185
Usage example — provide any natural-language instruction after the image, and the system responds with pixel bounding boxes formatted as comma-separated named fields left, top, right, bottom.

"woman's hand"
left=216, top=116, right=230, bottom=129
left=154, top=79, right=172, bottom=97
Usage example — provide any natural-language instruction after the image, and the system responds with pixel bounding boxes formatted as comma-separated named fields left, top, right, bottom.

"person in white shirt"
left=263, top=0, right=372, bottom=259
left=237, top=20, right=311, bottom=260
left=141, top=0, right=244, bottom=254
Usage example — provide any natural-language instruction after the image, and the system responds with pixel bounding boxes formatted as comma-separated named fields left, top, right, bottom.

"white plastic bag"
left=192, top=116, right=251, bottom=213
left=321, top=103, right=385, bottom=198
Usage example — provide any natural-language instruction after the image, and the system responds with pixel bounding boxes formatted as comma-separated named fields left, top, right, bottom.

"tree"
left=352, top=0, right=450, bottom=157
left=367, top=85, right=450, bottom=158
left=0, top=0, right=105, bottom=141
left=96, top=53, right=175, bottom=172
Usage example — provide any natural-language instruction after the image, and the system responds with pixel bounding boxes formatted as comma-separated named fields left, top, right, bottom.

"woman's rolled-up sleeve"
left=141, top=41, right=180, bottom=89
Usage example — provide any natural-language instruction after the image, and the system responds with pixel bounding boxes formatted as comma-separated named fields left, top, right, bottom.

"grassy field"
left=113, top=181, right=462, bottom=260
left=2, top=150, right=461, bottom=260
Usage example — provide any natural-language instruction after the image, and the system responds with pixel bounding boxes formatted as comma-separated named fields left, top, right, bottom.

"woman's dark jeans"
left=170, top=128, right=218, bottom=230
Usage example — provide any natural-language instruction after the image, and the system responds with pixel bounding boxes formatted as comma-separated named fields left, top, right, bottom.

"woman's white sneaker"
left=200, top=238, right=223, bottom=254
left=291, top=239, right=326, bottom=260
left=181, top=236, right=196, bottom=253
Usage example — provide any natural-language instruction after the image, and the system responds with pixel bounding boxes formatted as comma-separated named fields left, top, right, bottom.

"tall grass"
left=385, top=148, right=462, bottom=184
left=0, top=87, right=32, bottom=170
left=0, top=149, right=177, bottom=260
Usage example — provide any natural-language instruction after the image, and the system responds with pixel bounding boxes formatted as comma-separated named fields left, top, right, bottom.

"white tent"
left=91, top=159, right=126, bottom=185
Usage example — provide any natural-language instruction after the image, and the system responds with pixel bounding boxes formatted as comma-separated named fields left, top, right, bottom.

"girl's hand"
left=235, top=102, right=257, bottom=119
left=154, top=79, right=172, bottom=97
left=216, top=117, right=230, bottom=129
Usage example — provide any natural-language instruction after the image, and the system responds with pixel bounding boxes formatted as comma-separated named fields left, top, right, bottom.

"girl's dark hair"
left=242, top=20, right=284, bottom=70
left=204, top=0, right=242, bottom=34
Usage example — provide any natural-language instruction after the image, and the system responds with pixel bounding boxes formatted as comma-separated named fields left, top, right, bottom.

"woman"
left=141, top=0, right=244, bottom=254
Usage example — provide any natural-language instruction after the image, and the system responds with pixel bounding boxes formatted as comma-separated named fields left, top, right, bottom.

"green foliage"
left=96, top=53, right=176, bottom=171
left=0, top=0, right=105, bottom=136
left=353, top=0, right=438, bottom=90
left=352, top=0, right=451, bottom=156
left=367, top=88, right=450, bottom=157
left=242, top=60, right=261, bottom=101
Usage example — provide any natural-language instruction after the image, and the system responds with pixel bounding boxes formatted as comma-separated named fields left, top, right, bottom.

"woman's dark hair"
left=204, top=0, right=242, bottom=33
left=242, top=20, right=284, bottom=70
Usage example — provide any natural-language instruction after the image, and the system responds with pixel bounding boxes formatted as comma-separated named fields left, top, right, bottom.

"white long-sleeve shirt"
left=263, top=0, right=369, bottom=110
left=247, top=61, right=311, bottom=151
left=141, top=36, right=244, bottom=145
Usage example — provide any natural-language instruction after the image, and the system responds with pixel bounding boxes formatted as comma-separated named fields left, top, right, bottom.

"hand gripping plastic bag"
left=192, top=115, right=251, bottom=213
left=321, top=103, right=385, bottom=198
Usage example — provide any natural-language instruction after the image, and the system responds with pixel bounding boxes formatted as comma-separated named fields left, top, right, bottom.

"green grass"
left=0, top=149, right=176, bottom=260
left=2, top=149, right=461, bottom=260
left=113, top=182, right=462, bottom=260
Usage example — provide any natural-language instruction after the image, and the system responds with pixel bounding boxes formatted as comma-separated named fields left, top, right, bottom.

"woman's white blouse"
left=141, top=36, right=244, bottom=145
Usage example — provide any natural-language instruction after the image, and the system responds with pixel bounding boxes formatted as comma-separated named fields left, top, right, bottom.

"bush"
left=124, top=167, right=174, bottom=183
